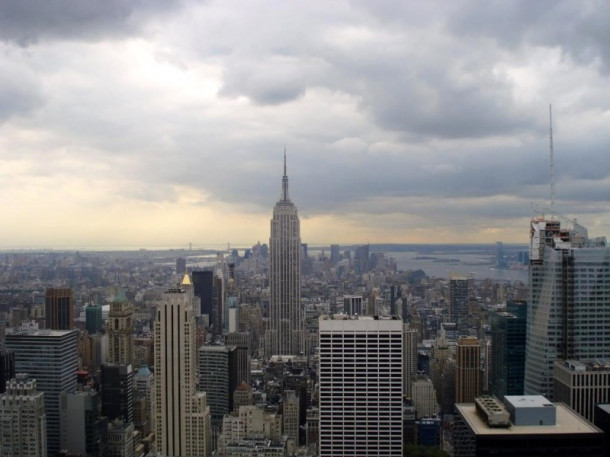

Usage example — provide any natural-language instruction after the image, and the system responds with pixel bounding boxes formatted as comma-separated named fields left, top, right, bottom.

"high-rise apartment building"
left=107, top=292, right=134, bottom=365
left=269, top=153, right=303, bottom=355
left=45, top=288, right=74, bottom=330
left=6, top=329, right=78, bottom=456
left=319, top=315, right=403, bottom=456
left=524, top=219, right=610, bottom=399
left=154, top=274, right=211, bottom=456
left=449, top=275, right=469, bottom=336
left=0, top=374, right=47, bottom=457
left=456, top=336, right=481, bottom=404
left=490, top=300, right=526, bottom=398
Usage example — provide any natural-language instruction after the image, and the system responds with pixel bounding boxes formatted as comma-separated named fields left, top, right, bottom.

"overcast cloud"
left=0, top=0, right=608, bottom=248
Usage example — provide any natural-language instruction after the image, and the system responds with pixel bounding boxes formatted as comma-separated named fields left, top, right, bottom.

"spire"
left=281, top=147, right=289, bottom=201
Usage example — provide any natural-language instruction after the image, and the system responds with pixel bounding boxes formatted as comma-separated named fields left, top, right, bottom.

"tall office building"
left=403, top=324, right=418, bottom=399
left=0, top=349, right=15, bottom=394
left=213, top=271, right=224, bottom=337
left=133, top=365, right=154, bottom=435
left=6, top=329, right=78, bottom=456
left=453, top=395, right=604, bottom=457
left=192, top=270, right=214, bottom=319
left=0, top=374, right=47, bottom=457
left=554, top=360, right=610, bottom=423
left=490, top=300, right=526, bottom=398
left=154, top=273, right=211, bottom=456
left=456, top=336, right=481, bottom=404
left=198, top=345, right=238, bottom=427
left=283, top=390, right=300, bottom=444
left=101, top=364, right=134, bottom=423
left=330, top=244, right=341, bottom=265
left=449, top=275, right=469, bottom=336
left=85, top=304, right=103, bottom=335
left=524, top=219, right=610, bottom=399
left=225, top=332, right=251, bottom=384
left=319, top=315, right=403, bottom=456
left=107, top=292, right=134, bottom=365
left=269, top=152, right=303, bottom=356
left=45, top=288, right=74, bottom=330
left=60, top=389, right=108, bottom=457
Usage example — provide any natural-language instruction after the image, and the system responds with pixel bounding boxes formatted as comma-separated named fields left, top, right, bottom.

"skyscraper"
left=45, top=288, right=74, bottom=330
left=449, top=275, right=469, bottom=336
left=0, top=349, right=15, bottom=394
left=192, top=270, right=214, bottom=319
left=154, top=273, right=211, bottom=456
left=0, top=374, right=47, bottom=457
left=524, top=219, right=610, bottom=399
left=6, top=329, right=78, bottom=456
left=101, top=364, right=134, bottom=424
left=490, top=300, right=526, bottom=398
left=85, top=304, right=103, bottom=335
left=107, top=291, right=134, bottom=365
left=403, top=324, right=418, bottom=399
left=60, top=389, right=107, bottom=457
left=269, top=152, right=303, bottom=356
left=198, top=345, right=238, bottom=428
left=319, top=315, right=403, bottom=456
left=456, top=336, right=481, bottom=404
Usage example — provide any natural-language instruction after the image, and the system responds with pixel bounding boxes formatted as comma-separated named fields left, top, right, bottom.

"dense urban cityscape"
left=0, top=1, right=608, bottom=456
left=0, top=161, right=608, bottom=457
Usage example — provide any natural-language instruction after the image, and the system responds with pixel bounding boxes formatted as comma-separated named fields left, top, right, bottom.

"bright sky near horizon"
left=0, top=0, right=608, bottom=249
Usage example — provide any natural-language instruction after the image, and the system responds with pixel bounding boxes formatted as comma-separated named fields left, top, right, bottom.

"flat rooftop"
left=320, top=314, right=401, bottom=321
left=455, top=403, right=601, bottom=436
left=557, top=360, right=610, bottom=372
left=504, top=395, right=554, bottom=409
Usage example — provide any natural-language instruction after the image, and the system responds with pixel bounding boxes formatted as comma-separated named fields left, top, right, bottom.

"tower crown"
left=281, top=147, right=289, bottom=201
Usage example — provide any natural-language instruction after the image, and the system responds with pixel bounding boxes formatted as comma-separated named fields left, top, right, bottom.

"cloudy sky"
left=0, top=0, right=608, bottom=249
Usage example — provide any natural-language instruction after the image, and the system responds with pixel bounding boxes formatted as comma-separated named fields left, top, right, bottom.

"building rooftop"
left=557, top=360, right=610, bottom=372
left=7, top=329, right=76, bottom=337
left=504, top=395, right=554, bottom=409
left=320, top=314, right=401, bottom=321
left=455, top=402, right=600, bottom=436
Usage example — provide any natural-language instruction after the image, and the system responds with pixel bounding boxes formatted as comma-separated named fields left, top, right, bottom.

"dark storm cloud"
left=0, top=0, right=183, bottom=45
left=445, top=0, right=610, bottom=73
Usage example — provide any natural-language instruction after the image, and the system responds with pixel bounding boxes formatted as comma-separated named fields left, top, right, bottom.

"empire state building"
left=269, top=152, right=303, bottom=355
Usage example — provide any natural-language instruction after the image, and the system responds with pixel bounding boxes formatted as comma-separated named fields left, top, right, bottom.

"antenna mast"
left=549, top=104, right=555, bottom=219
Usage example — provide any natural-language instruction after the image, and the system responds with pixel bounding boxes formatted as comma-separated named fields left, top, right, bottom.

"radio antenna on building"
left=549, top=104, right=555, bottom=220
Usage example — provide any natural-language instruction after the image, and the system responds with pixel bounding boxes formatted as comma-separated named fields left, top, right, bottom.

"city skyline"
left=0, top=1, right=608, bottom=248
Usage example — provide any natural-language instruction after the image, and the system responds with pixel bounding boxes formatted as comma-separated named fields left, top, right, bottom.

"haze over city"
left=0, top=0, right=608, bottom=249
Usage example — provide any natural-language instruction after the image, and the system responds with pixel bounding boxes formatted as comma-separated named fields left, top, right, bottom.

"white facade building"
left=319, top=315, right=403, bottom=456
left=154, top=273, right=211, bottom=456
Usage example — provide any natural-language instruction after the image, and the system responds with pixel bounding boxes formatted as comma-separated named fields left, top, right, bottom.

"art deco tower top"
left=269, top=150, right=303, bottom=355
